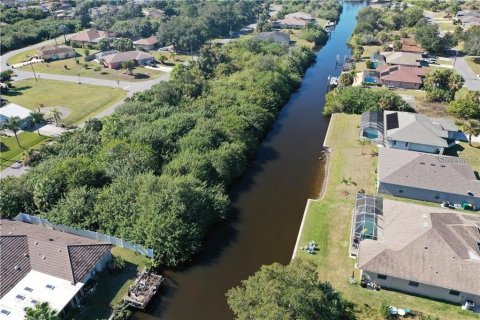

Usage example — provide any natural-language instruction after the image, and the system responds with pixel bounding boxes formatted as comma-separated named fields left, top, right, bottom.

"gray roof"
left=0, top=220, right=111, bottom=298
left=378, top=148, right=480, bottom=197
left=253, top=31, right=290, bottom=44
left=385, top=111, right=457, bottom=147
left=381, top=51, right=423, bottom=67
left=358, top=200, right=480, bottom=295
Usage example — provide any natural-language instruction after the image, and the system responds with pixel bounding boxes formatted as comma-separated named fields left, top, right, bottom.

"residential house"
left=400, top=38, right=424, bottom=53
left=253, top=31, right=290, bottom=45
left=382, top=51, right=423, bottom=67
left=377, top=65, right=429, bottom=89
left=94, top=50, right=119, bottom=62
left=36, top=45, right=75, bottom=61
left=455, top=10, right=480, bottom=29
left=0, top=219, right=112, bottom=319
left=102, top=51, right=154, bottom=69
left=70, top=29, right=112, bottom=45
left=377, top=148, right=480, bottom=207
left=143, top=8, right=165, bottom=18
left=133, top=36, right=159, bottom=51
left=274, top=17, right=308, bottom=29
left=0, top=103, right=32, bottom=128
left=284, top=11, right=315, bottom=21
left=383, top=111, right=457, bottom=154
left=358, top=199, right=480, bottom=306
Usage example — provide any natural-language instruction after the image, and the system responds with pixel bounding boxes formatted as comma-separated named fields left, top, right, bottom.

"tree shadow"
left=134, top=73, right=150, bottom=79
left=0, top=142, right=10, bottom=153
left=443, top=144, right=464, bottom=157
left=100, top=72, right=109, bottom=75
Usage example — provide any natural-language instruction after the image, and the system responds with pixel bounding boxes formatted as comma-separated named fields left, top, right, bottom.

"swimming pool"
left=364, top=76, right=377, bottom=84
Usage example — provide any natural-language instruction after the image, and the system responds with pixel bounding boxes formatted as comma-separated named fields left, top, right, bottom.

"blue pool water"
left=364, top=76, right=377, bottom=83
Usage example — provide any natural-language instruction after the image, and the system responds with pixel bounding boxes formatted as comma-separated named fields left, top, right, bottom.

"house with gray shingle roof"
left=0, top=220, right=111, bottom=319
left=384, top=111, right=458, bottom=154
left=381, top=51, right=423, bottom=67
left=253, top=31, right=290, bottom=45
left=378, top=148, right=480, bottom=207
left=358, top=199, right=480, bottom=306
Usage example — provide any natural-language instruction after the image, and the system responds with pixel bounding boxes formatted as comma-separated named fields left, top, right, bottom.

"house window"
left=377, top=274, right=388, bottom=280
left=45, top=284, right=55, bottom=290
left=393, top=141, right=397, bottom=146
left=449, top=290, right=460, bottom=296
left=434, top=194, right=440, bottom=200
left=24, top=287, right=33, bottom=292
left=408, top=281, right=419, bottom=287
left=0, top=309, right=10, bottom=315
left=399, top=189, right=404, bottom=194
left=405, top=142, right=409, bottom=147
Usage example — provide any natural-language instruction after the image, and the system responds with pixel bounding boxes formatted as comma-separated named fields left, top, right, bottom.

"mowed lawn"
left=76, top=247, right=149, bottom=320
left=4, top=79, right=126, bottom=126
left=465, top=56, right=480, bottom=75
left=296, top=114, right=478, bottom=320
left=0, top=132, right=46, bottom=170
left=9, top=48, right=165, bottom=82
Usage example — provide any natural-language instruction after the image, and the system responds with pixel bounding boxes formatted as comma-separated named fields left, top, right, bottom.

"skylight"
left=0, top=309, right=10, bottom=315
left=45, top=284, right=55, bottom=290
left=24, top=287, right=33, bottom=292
left=15, top=295, right=25, bottom=300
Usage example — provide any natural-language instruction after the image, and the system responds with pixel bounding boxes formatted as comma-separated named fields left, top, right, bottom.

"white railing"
left=14, top=213, right=154, bottom=258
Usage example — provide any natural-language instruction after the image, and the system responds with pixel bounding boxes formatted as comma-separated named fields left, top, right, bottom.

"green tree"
left=462, top=119, right=480, bottom=146
left=25, top=302, right=59, bottom=320
left=158, top=54, right=168, bottom=65
left=463, top=25, right=480, bottom=55
left=340, top=177, right=357, bottom=195
left=111, top=300, right=132, bottom=320
left=226, top=259, right=355, bottom=320
left=338, top=72, right=355, bottom=87
left=50, top=108, right=62, bottom=126
left=29, top=111, right=45, bottom=135
left=0, top=70, right=14, bottom=82
left=0, top=176, right=34, bottom=218
left=2, top=116, right=22, bottom=147
left=98, top=38, right=111, bottom=52
left=393, top=40, right=402, bottom=51
left=121, top=60, right=136, bottom=75
left=447, top=90, right=480, bottom=119
left=58, top=24, right=69, bottom=43
left=112, top=38, right=133, bottom=52
left=424, top=70, right=464, bottom=102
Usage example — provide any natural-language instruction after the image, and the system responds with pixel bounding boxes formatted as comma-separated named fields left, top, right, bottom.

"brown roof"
left=103, top=51, right=153, bottom=64
left=0, top=220, right=111, bottom=298
left=133, top=36, right=158, bottom=46
left=358, top=200, right=480, bottom=295
left=277, top=17, right=308, bottom=26
left=377, top=65, right=429, bottom=84
left=71, top=29, right=110, bottom=42
left=36, top=45, right=75, bottom=56
left=401, top=38, right=424, bottom=53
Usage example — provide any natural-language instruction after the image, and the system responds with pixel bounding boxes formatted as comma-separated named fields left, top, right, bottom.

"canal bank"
left=139, top=2, right=366, bottom=319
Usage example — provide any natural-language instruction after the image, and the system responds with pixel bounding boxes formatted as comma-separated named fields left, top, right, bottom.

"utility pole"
left=31, top=64, right=38, bottom=82
left=77, top=73, right=81, bottom=84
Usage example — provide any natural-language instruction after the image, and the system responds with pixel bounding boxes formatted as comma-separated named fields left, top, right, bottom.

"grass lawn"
left=295, top=114, right=478, bottom=320
left=74, top=247, right=150, bottom=320
left=362, top=45, right=382, bottom=59
left=149, top=50, right=192, bottom=65
left=3, top=79, right=126, bottom=126
left=9, top=48, right=165, bottom=82
left=464, top=56, right=480, bottom=75
left=446, top=141, right=480, bottom=174
left=0, top=131, right=46, bottom=170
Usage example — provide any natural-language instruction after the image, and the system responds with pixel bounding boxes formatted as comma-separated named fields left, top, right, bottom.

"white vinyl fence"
left=15, top=213, right=154, bottom=258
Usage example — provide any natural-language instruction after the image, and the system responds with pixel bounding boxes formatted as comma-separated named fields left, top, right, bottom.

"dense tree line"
left=462, top=26, right=480, bottom=55
left=1, top=19, right=78, bottom=53
left=157, top=1, right=258, bottom=51
left=276, top=0, right=342, bottom=22
left=0, top=39, right=315, bottom=267
left=323, top=87, right=411, bottom=116
left=0, top=6, right=48, bottom=24
left=227, top=259, right=355, bottom=320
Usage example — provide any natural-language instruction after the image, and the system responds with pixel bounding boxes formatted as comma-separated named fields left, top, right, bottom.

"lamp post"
left=30, top=64, right=38, bottom=82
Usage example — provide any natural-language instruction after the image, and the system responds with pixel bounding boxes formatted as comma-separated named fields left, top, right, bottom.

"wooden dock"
left=125, top=271, right=164, bottom=310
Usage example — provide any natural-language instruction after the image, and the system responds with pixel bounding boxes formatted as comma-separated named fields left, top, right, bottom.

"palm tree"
left=25, top=302, right=59, bottom=320
left=463, top=119, right=480, bottom=146
left=58, top=24, right=69, bottom=43
left=50, top=109, right=62, bottom=126
left=158, top=55, right=168, bottom=65
left=356, top=138, right=370, bottom=155
left=29, top=111, right=45, bottom=135
left=448, top=73, right=465, bottom=92
left=2, top=116, right=22, bottom=147
left=169, top=51, right=176, bottom=62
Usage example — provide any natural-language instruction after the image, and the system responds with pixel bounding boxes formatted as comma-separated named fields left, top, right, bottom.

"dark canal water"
left=138, top=2, right=365, bottom=319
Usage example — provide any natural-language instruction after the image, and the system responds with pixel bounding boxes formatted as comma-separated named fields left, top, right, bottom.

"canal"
left=140, top=2, right=365, bottom=319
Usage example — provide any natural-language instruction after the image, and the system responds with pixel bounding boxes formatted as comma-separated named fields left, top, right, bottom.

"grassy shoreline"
left=293, top=113, right=477, bottom=320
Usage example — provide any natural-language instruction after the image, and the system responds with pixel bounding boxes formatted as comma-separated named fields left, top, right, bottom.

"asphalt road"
left=1, top=35, right=170, bottom=99
left=451, top=55, right=480, bottom=91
